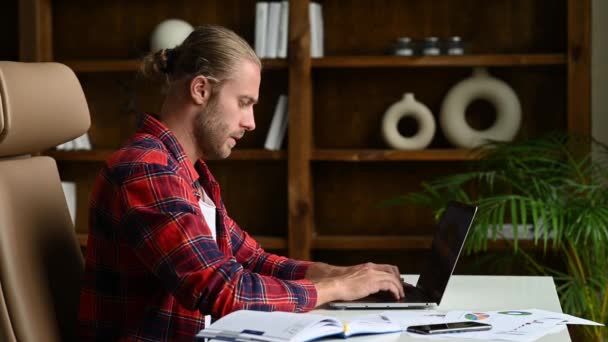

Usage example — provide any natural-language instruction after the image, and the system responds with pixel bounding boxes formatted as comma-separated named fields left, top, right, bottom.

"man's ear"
left=190, top=75, right=212, bottom=105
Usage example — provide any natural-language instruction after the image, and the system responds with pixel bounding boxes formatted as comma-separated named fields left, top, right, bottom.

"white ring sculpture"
left=382, top=93, right=436, bottom=150
left=440, top=68, right=522, bottom=148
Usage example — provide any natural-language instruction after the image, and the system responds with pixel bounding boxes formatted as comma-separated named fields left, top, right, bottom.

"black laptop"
left=329, top=201, right=477, bottom=309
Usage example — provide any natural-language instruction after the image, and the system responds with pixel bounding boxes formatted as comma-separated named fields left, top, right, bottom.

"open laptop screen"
left=416, top=202, right=477, bottom=304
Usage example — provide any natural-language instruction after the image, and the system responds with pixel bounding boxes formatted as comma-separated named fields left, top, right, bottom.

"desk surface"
left=313, top=275, right=570, bottom=342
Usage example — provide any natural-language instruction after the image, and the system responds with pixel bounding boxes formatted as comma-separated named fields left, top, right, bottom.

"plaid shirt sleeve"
left=118, top=161, right=317, bottom=318
left=226, top=216, right=314, bottom=280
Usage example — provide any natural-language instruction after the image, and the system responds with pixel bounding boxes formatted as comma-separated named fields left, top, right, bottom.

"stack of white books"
left=255, top=1, right=289, bottom=58
left=308, top=2, right=324, bottom=58
left=255, top=1, right=324, bottom=58
left=56, top=133, right=92, bottom=151
left=264, top=94, right=288, bottom=150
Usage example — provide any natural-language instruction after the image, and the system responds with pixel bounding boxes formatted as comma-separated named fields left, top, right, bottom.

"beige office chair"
left=0, top=62, right=90, bottom=341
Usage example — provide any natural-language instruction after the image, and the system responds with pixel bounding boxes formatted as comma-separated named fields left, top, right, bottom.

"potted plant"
left=387, top=134, right=608, bottom=341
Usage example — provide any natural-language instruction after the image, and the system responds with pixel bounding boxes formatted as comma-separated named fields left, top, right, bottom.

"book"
left=309, top=2, right=324, bottom=58
left=265, top=2, right=282, bottom=58
left=277, top=1, right=289, bottom=58
left=196, top=310, right=402, bottom=342
left=264, top=94, right=288, bottom=150
left=73, top=133, right=92, bottom=150
left=60, top=181, right=77, bottom=225
left=254, top=2, right=269, bottom=57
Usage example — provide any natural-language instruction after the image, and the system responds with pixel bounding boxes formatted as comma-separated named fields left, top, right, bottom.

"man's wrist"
left=305, top=262, right=347, bottom=281
left=313, top=278, right=341, bottom=307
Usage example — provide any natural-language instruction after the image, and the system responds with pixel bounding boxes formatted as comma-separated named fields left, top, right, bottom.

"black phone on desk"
left=407, top=321, right=492, bottom=334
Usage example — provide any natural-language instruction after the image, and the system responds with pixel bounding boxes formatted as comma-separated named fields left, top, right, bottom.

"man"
left=79, top=25, right=404, bottom=341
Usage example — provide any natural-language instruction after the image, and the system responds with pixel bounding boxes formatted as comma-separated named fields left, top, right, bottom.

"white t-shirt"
left=198, top=187, right=217, bottom=242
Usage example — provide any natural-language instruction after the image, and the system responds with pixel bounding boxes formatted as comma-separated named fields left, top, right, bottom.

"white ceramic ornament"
left=150, top=19, right=194, bottom=52
left=382, top=93, right=436, bottom=150
left=440, top=67, right=522, bottom=148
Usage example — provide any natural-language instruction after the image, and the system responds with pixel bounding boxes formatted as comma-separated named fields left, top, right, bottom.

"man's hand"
left=309, top=262, right=404, bottom=307
left=305, top=262, right=400, bottom=282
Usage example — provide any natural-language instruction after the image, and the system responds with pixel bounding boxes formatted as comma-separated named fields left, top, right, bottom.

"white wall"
left=593, top=0, right=608, bottom=158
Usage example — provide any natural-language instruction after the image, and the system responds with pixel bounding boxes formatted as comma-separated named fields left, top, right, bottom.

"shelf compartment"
left=312, top=149, right=480, bottom=161
left=63, top=58, right=288, bottom=73
left=47, top=149, right=287, bottom=162
left=311, top=54, right=566, bottom=68
left=313, top=68, right=567, bottom=149
left=77, top=233, right=287, bottom=250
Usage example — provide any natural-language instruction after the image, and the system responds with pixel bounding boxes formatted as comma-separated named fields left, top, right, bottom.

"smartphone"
left=406, top=321, right=492, bottom=334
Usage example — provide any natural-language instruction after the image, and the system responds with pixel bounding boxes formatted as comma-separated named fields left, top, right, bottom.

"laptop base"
left=328, top=301, right=435, bottom=309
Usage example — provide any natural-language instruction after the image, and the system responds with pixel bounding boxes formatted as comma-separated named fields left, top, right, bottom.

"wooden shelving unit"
left=20, top=0, right=590, bottom=271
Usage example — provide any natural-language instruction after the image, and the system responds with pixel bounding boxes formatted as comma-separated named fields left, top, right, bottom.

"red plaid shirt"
left=78, top=114, right=317, bottom=341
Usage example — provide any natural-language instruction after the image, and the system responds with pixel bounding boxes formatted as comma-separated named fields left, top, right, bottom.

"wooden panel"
left=312, top=250, right=432, bottom=275
left=313, top=235, right=433, bottom=250
left=19, top=0, right=53, bottom=61
left=206, top=161, right=288, bottom=237
left=77, top=69, right=285, bottom=150
left=287, top=0, right=313, bottom=260
left=76, top=73, right=149, bottom=149
left=1, top=0, right=18, bottom=60
left=312, top=54, right=566, bottom=68
left=567, top=0, right=591, bottom=135
left=312, top=162, right=470, bottom=236
left=318, top=0, right=566, bottom=55
left=313, top=67, right=566, bottom=149
left=51, top=0, right=258, bottom=59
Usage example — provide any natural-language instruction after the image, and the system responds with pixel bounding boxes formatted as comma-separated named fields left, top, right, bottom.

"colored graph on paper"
left=464, top=312, right=490, bottom=320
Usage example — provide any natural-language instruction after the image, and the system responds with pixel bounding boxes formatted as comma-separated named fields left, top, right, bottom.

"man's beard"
left=193, top=98, right=232, bottom=160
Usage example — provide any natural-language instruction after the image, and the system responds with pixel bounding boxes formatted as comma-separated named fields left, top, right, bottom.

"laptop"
left=328, top=201, right=477, bottom=309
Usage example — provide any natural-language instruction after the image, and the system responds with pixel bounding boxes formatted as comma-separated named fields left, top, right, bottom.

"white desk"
left=313, top=275, right=570, bottom=342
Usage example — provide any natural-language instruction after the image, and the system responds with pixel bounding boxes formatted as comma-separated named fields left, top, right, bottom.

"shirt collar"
left=138, top=113, right=200, bottom=184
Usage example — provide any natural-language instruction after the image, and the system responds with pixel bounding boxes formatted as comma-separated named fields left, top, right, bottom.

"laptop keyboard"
left=353, top=282, right=432, bottom=303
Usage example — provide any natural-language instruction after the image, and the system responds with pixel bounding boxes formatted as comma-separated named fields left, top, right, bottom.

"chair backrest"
left=0, top=62, right=90, bottom=342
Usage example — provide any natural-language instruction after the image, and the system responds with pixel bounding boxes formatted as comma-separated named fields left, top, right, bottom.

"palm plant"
left=387, top=134, right=608, bottom=341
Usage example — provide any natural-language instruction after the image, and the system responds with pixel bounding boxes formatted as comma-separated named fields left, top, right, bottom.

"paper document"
left=381, top=308, right=601, bottom=341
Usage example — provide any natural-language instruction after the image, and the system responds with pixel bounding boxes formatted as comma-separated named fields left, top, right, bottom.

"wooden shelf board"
left=63, top=58, right=288, bottom=73
left=312, top=54, right=566, bottom=68
left=46, top=149, right=114, bottom=161
left=76, top=233, right=287, bottom=250
left=313, top=235, right=434, bottom=250
left=47, top=149, right=286, bottom=162
left=312, top=235, right=554, bottom=251
left=312, top=149, right=481, bottom=161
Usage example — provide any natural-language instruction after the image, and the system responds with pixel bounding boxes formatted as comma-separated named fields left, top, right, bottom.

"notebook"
left=329, top=201, right=477, bottom=309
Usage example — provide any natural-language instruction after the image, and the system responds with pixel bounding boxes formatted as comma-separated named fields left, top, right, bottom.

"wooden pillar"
left=567, top=0, right=591, bottom=135
left=287, top=0, right=313, bottom=260
left=19, top=0, right=53, bottom=62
